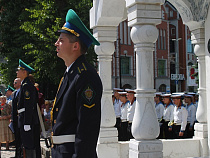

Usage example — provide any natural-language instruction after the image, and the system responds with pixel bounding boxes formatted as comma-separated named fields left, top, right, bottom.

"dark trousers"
left=173, top=125, right=185, bottom=139
left=14, top=122, right=22, bottom=158
left=119, top=121, right=128, bottom=141
left=52, top=143, right=75, bottom=158
left=157, top=123, right=163, bottom=139
left=20, top=124, right=41, bottom=158
left=185, top=123, right=194, bottom=138
left=163, top=121, right=173, bottom=139
left=114, top=118, right=121, bottom=140
left=127, top=123, right=134, bottom=140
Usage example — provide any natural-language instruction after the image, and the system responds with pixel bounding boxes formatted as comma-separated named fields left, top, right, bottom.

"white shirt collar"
left=66, top=62, right=75, bottom=72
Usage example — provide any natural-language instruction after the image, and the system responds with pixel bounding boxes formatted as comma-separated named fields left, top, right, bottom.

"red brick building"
left=112, top=1, right=197, bottom=93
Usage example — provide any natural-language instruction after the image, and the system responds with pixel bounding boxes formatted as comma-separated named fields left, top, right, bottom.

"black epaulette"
left=77, top=63, right=87, bottom=74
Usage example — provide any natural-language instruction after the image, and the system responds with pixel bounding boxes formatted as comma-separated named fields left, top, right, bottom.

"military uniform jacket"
left=11, top=90, right=20, bottom=124
left=163, top=103, right=174, bottom=122
left=17, top=77, right=39, bottom=127
left=186, top=103, right=196, bottom=127
left=51, top=55, right=103, bottom=158
left=173, top=104, right=188, bottom=131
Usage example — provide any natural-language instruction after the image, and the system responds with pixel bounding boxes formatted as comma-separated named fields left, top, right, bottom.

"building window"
left=120, top=23, right=123, bottom=44
left=158, top=60, right=167, bottom=76
left=170, top=40, right=175, bottom=52
left=171, top=28, right=175, bottom=35
left=160, top=29, right=163, bottom=50
left=170, top=10, right=173, bottom=17
left=163, top=30, right=166, bottom=50
left=121, top=56, right=131, bottom=75
left=158, top=29, right=160, bottom=49
left=187, top=39, right=193, bottom=53
left=128, top=27, right=131, bottom=45
left=162, top=10, right=165, bottom=19
left=124, top=22, right=127, bottom=45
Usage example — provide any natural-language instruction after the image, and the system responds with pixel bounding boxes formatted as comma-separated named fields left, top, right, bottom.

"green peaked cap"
left=18, top=59, right=35, bottom=73
left=59, top=9, right=100, bottom=47
left=6, top=85, right=15, bottom=92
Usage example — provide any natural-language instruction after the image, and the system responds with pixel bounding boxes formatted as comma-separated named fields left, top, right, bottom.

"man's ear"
left=72, top=42, right=80, bottom=51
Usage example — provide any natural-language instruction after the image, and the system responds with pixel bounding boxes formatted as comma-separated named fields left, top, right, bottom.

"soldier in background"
left=171, top=95, right=188, bottom=139
left=16, top=59, right=41, bottom=158
left=125, top=89, right=136, bottom=139
left=113, top=88, right=123, bottom=140
left=154, top=92, right=164, bottom=139
left=162, top=94, right=174, bottom=139
left=11, top=78, right=22, bottom=157
left=184, top=94, right=196, bottom=138
left=118, top=92, right=129, bottom=141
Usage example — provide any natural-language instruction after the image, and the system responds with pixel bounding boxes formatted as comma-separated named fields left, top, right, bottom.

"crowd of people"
left=0, top=60, right=54, bottom=158
left=113, top=87, right=198, bottom=141
left=155, top=92, right=198, bottom=139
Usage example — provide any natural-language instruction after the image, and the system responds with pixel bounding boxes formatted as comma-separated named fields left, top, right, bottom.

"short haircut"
left=66, top=33, right=88, bottom=55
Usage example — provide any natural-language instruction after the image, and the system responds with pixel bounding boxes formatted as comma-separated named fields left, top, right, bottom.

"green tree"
left=0, top=0, right=97, bottom=98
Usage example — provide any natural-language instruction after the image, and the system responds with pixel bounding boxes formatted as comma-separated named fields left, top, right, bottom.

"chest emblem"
left=82, top=85, right=96, bottom=105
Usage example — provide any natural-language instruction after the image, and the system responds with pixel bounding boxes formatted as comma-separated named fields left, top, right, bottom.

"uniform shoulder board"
left=22, top=83, right=28, bottom=86
left=77, top=63, right=87, bottom=74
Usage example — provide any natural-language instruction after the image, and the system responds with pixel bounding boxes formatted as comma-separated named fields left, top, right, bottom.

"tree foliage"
left=0, top=0, right=96, bottom=99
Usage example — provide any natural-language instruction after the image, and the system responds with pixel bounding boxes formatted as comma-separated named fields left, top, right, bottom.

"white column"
left=125, top=1, right=164, bottom=157
left=191, top=28, right=208, bottom=157
left=94, top=28, right=121, bottom=158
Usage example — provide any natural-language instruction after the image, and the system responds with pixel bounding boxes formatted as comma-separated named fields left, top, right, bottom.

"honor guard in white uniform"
left=162, top=94, right=174, bottom=139
left=171, top=95, right=188, bottom=139
left=125, top=89, right=136, bottom=139
left=113, top=88, right=123, bottom=137
left=118, top=92, right=129, bottom=141
left=184, top=94, right=196, bottom=138
left=154, top=92, right=164, bottom=139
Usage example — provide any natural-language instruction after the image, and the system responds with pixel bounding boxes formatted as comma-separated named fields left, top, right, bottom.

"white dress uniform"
left=173, top=105, right=188, bottom=131
left=155, top=102, right=164, bottom=121
left=127, top=100, right=136, bottom=123
left=121, top=101, right=129, bottom=122
left=163, top=103, right=174, bottom=122
left=186, top=103, right=196, bottom=127
left=186, top=102, right=196, bottom=138
left=114, top=99, right=122, bottom=118
left=173, top=104, right=188, bottom=138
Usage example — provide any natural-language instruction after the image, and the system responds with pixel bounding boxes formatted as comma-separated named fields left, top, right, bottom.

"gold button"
left=56, top=108, right=58, bottom=111
left=54, top=120, right=56, bottom=124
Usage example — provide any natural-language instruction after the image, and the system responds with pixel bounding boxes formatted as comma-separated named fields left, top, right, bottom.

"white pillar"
left=125, top=1, right=164, bottom=157
left=90, top=1, right=127, bottom=157
left=191, top=28, right=208, bottom=157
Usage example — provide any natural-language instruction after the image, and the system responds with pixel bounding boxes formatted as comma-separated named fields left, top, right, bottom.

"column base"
left=194, top=123, right=208, bottom=157
left=97, top=127, right=121, bottom=158
left=129, top=139, right=163, bottom=158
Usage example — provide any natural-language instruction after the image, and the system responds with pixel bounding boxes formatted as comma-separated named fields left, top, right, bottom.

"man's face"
left=126, top=93, right=134, bottom=102
left=55, top=33, right=75, bottom=60
left=16, top=69, right=25, bottom=78
left=114, top=91, right=119, bottom=98
left=119, top=95, right=126, bottom=103
left=13, top=79, right=21, bottom=89
left=172, top=98, right=180, bottom=106
left=154, top=96, right=159, bottom=103
left=184, top=97, right=191, bottom=104
left=5, top=90, right=12, bottom=98
left=162, top=97, right=170, bottom=104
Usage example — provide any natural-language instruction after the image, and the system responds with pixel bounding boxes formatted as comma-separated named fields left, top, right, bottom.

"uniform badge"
left=25, top=90, right=30, bottom=99
left=82, top=85, right=96, bottom=106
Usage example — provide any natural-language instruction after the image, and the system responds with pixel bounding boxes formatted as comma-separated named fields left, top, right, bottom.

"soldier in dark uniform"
left=11, top=78, right=22, bottom=157
left=51, top=9, right=103, bottom=158
left=16, top=59, right=41, bottom=158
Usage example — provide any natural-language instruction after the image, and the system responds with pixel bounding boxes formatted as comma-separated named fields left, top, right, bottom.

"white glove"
left=24, top=125, right=31, bottom=131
